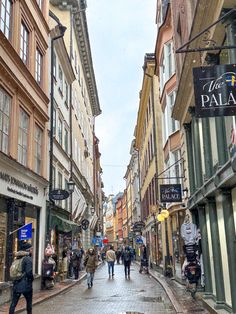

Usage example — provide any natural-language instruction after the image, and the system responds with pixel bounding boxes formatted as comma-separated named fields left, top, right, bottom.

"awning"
left=51, top=215, right=80, bottom=233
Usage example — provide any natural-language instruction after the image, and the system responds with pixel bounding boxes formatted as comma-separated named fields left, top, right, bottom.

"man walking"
left=106, top=245, right=116, bottom=278
left=123, top=246, right=132, bottom=279
left=9, top=241, right=34, bottom=314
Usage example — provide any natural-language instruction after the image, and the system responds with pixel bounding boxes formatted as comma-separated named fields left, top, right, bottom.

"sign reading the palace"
left=49, top=189, right=69, bottom=201
left=160, top=184, right=182, bottom=203
left=193, top=64, right=236, bottom=117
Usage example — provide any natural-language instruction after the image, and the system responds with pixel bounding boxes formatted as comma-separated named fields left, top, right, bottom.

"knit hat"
left=19, top=241, right=32, bottom=251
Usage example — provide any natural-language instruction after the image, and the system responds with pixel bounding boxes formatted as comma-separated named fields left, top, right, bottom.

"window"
left=58, top=65, right=63, bottom=94
left=0, top=0, right=11, bottom=39
left=173, top=150, right=181, bottom=184
left=64, top=178, right=68, bottom=210
left=53, top=51, right=57, bottom=78
left=58, top=171, right=62, bottom=189
left=20, top=23, right=29, bottom=65
left=34, top=124, right=42, bottom=174
left=52, top=166, right=56, bottom=189
left=64, top=128, right=68, bottom=153
left=58, top=118, right=62, bottom=145
left=65, top=81, right=69, bottom=106
left=37, top=0, right=43, bottom=10
left=0, top=88, right=11, bottom=154
left=35, top=48, right=42, bottom=85
left=164, top=41, right=175, bottom=81
left=52, top=106, right=56, bottom=136
left=159, top=52, right=164, bottom=93
left=18, top=108, right=29, bottom=166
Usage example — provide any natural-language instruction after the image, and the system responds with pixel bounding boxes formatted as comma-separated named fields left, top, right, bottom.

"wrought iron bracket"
left=176, top=8, right=236, bottom=54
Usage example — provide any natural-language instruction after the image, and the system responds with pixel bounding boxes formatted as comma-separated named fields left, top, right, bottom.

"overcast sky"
left=87, top=1, right=157, bottom=196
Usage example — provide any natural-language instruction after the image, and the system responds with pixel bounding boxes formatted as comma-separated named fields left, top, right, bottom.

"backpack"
left=123, top=250, right=131, bottom=262
left=10, top=258, right=25, bottom=280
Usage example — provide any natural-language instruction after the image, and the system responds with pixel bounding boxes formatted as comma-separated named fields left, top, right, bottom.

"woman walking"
left=84, top=248, right=97, bottom=289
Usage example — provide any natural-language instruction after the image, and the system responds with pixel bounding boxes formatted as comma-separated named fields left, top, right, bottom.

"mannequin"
left=180, top=214, right=197, bottom=245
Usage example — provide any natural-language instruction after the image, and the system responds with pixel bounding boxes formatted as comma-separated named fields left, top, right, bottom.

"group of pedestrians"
left=105, top=245, right=138, bottom=280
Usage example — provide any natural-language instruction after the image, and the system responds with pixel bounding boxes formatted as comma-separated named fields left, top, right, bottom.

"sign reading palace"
left=193, top=64, right=236, bottom=117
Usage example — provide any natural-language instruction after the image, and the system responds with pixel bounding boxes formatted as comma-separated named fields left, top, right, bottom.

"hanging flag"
left=18, top=223, right=32, bottom=241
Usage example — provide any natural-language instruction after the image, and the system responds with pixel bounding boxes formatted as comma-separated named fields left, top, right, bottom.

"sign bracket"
left=176, top=8, right=236, bottom=54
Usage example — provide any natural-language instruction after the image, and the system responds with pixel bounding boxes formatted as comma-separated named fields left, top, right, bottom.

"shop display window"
left=0, top=211, right=6, bottom=282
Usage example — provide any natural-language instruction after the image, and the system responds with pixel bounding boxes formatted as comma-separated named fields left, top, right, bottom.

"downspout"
left=69, top=7, right=73, bottom=219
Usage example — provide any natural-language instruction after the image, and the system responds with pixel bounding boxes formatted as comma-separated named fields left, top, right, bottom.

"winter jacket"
left=12, top=251, right=34, bottom=293
left=84, top=253, right=97, bottom=273
left=181, top=222, right=197, bottom=245
left=106, top=249, right=116, bottom=262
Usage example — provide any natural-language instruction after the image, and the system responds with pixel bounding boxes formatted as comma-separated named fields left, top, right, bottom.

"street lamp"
left=67, top=180, right=75, bottom=193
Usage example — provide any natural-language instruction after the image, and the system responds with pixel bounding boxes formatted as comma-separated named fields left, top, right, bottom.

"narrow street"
left=25, top=264, right=175, bottom=314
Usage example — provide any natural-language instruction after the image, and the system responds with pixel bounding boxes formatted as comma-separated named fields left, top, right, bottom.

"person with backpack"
left=123, top=246, right=132, bottom=279
left=9, top=241, right=34, bottom=314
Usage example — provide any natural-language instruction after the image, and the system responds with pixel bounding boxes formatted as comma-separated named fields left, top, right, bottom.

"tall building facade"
left=172, top=0, right=236, bottom=312
left=135, top=53, right=163, bottom=268
left=49, top=0, right=101, bottom=250
left=155, top=0, right=185, bottom=278
left=0, top=0, right=49, bottom=293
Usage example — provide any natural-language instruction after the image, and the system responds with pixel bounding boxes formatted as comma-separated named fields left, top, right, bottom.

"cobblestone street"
left=25, top=264, right=175, bottom=314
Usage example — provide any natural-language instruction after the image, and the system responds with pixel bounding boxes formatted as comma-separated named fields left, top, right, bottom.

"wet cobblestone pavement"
left=26, top=264, right=176, bottom=314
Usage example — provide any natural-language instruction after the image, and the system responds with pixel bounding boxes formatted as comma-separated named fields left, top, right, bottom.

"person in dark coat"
left=123, top=246, right=132, bottom=279
left=72, top=250, right=81, bottom=280
left=9, top=241, right=34, bottom=314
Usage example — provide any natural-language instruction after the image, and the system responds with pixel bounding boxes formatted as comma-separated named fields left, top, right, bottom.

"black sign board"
left=81, top=219, right=89, bottom=230
left=193, top=64, right=236, bottom=118
left=160, top=184, right=182, bottom=203
left=49, top=189, right=69, bottom=201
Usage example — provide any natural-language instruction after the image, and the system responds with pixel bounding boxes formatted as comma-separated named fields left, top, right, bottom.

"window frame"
left=18, top=107, right=30, bottom=167
left=34, top=124, right=43, bottom=175
left=0, top=87, right=11, bottom=154
left=0, top=0, right=12, bottom=40
left=35, top=47, right=43, bottom=85
left=20, top=22, right=29, bottom=66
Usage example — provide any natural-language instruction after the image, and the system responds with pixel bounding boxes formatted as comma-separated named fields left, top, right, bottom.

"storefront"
left=0, top=155, right=47, bottom=284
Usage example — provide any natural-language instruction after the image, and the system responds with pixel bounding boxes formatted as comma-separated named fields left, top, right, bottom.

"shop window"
left=35, top=48, right=42, bottom=85
left=0, top=208, right=7, bottom=282
left=0, top=87, right=11, bottom=154
left=0, top=0, right=12, bottom=40
left=18, top=108, right=29, bottom=167
left=20, top=22, right=29, bottom=66
left=34, top=124, right=42, bottom=175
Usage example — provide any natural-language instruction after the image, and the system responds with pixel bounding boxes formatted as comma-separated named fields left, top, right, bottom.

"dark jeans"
left=9, top=289, right=32, bottom=314
left=124, top=261, right=131, bottom=276
left=73, top=267, right=79, bottom=280
left=107, top=261, right=114, bottom=275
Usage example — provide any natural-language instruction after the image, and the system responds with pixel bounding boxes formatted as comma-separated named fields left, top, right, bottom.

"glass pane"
left=0, top=113, right=2, bottom=131
left=3, top=116, right=9, bottom=134
left=2, top=133, right=8, bottom=154
left=18, top=146, right=22, bottom=162
left=18, top=129, right=22, bottom=145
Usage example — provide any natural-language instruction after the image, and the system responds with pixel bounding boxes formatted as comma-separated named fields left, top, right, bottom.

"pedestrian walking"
left=123, top=246, right=132, bottom=279
left=9, top=241, right=34, bottom=314
left=106, top=245, right=116, bottom=278
left=84, top=248, right=97, bottom=289
left=72, top=250, right=81, bottom=280
left=139, top=244, right=149, bottom=274
left=116, top=248, right=122, bottom=264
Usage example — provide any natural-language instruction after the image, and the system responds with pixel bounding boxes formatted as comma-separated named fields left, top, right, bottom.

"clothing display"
left=180, top=222, right=197, bottom=245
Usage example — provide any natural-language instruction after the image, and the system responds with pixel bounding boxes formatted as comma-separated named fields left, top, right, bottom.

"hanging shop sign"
left=133, top=221, right=145, bottom=231
left=49, top=189, right=69, bottom=201
left=160, top=184, right=182, bottom=203
left=81, top=219, right=89, bottom=230
left=193, top=64, right=236, bottom=118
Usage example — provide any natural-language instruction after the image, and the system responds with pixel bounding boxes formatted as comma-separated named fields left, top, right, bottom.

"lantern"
left=161, top=209, right=169, bottom=219
left=157, top=214, right=165, bottom=222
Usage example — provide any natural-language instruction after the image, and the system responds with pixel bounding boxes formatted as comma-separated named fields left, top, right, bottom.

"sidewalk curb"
left=148, top=269, right=184, bottom=314
left=135, top=262, right=183, bottom=314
